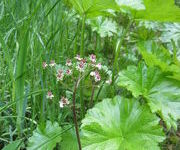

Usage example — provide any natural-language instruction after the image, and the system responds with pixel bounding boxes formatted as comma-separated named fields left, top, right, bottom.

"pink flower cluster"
left=43, top=60, right=56, bottom=69
left=74, top=54, right=102, bottom=74
left=44, top=54, right=112, bottom=109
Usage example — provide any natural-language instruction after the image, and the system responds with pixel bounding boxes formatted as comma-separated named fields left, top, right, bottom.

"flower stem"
left=72, top=77, right=82, bottom=150
left=80, top=15, right=86, bottom=118
left=80, top=15, right=86, bottom=56
left=89, top=83, right=95, bottom=108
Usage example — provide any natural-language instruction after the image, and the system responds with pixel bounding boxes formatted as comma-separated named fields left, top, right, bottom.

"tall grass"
left=0, top=0, right=72, bottom=142
left=15, top=24, right=29, bottom=134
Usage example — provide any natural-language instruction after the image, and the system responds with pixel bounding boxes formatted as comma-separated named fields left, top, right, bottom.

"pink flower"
left=80, top=58, right=86, bottom=64
left=76, top=61, right=86, bottom=72
left=49, top=60, right=56, bottom=67
left=89, top=54, right=96, bottom=63
left=59, top=97, right=70, bottom=108
left=42, top=62, right=48, bottom=69
left=90, top=71, right=101, bottom=82
left=94, top=71, right=101, bottom=82
left=66, top=59, right=72, bottom=66
left=75, top=54, right=82, bottom=61
left=66, top=69, right=72, bottom=75
left=46, top=91, right=54, bottom=99
left=96, top=63, right=102, bottom=70
left=57, top=69, right=64, bottom=81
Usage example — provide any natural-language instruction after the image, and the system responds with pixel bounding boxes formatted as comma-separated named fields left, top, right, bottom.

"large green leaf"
left=117, top=63, right=180, bottom=129
left=138, top=42, right=180, bottom=81
left=2, top=140, right=22, bottom=150
left=138, top=42, right=172, bottom=71
left=27, top=121, right=62, bottom=150
left=68, top=0, right=119, bottom=18
left=87, top=16, right=118, bottom=37
left=135, top=0, right=180, bottom=22
left=60, top=128, right=79, bottom=150
left=69, top=0, right=180, bottom=21
left=81, top=96, right=165, bottom=150
left=168, top=63, right=180, bottom=81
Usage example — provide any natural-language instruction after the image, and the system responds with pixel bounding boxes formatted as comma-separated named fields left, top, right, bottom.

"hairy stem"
left=72, top=77, right=82, bottom=150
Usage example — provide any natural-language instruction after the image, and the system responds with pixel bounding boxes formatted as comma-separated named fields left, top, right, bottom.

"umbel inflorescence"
left=43, top=54, right=112, bottom=108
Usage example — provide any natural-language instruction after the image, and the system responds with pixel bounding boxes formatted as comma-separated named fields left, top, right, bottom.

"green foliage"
left=2, top=140, right=22, bottom=150
left=1, top=0, right=180, bottom=149
left=15, top=24, right=29, bottom=133
left=27, top=121, right=62, bottom=150
left=117, top=63, right=180, bottom=129
left=81, top=96, right=165, bottom=150
left=87, top=17, right=118, bottom=37
left=138, top=42, right=172, bottom=71
left=138, top=42, right=180, bottom=81
left=160, top=23, right=180, bottom=45
left=135, top=0, right=180, bottom=22
left=60, top=128, right=79, bottom=150
left=116, top=0, right=145, bottom=10
left=67, top=0, right=119, bottom=18
left=68, top=0, right=180, bottom=22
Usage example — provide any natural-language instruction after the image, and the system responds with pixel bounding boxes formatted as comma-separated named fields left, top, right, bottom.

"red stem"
left=72, top=77, right=82, bottom=150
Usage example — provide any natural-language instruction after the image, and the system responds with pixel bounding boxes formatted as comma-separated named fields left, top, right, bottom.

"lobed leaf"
left=138, top=42, right=180, bottom=81
left=27, top=121, right=62, bottom=150
left=81, top=96, right=165, bottom=150
left=135, top=0, right=180, bottom=22
left=117, top=63, right=180, bottom=129
left=68, top=0, right=119, bottom=18
left=60, top=128, right=79, bottom=150
left=2, top=140, right=22, bottom=150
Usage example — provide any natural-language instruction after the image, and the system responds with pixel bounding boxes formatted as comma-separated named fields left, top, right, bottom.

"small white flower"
left=49, top=60, right=56, bottom=67
left=59, top=97, right=70, bottom=108
left=94, top=71, right=101, bottom=82
left=96, top=63, right=102, bottom=70
left=66, top=69, right=72, bottom=75
left=89, top=54, right=96, bottom=63
left=75, top=54, right=82, bottom=61
left=90, top=71, right=95, bottom=76
left=46, top=91, right=54, bottom=99
left=43, top=62, right=48, bottom=69
left=59, top=101, right=64, bottom=108
left=66, top=59, right=72, bottom=66
left=76, top=61, right=86, bottom=72
left=57, top=69, right=64, bottom=81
